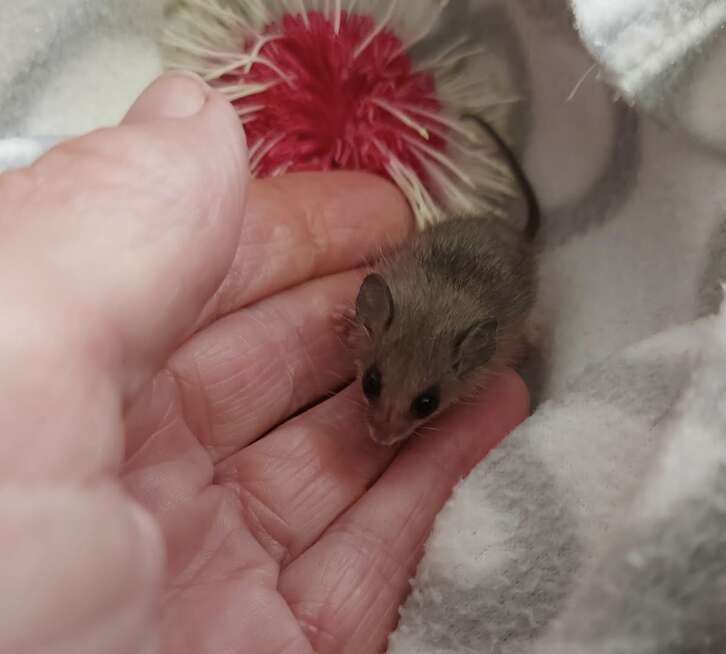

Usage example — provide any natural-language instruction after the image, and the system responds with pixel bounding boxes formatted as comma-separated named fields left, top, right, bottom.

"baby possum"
left=347, top=116, right=540, bottom=446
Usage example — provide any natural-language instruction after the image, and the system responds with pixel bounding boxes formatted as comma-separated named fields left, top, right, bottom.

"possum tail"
left=461, top=114, right=540, bottom=241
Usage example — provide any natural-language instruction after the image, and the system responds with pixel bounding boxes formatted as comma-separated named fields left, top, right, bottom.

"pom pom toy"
left=161, top=0, right=518, bottom=229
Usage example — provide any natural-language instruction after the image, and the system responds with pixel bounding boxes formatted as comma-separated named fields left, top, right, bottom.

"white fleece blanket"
left=2, top=1, right=726, bottom=652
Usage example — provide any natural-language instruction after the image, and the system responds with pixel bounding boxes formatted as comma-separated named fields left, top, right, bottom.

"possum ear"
left=356, top=273, right=394, bottom=335
left=453, top=320, right=498, bottom=376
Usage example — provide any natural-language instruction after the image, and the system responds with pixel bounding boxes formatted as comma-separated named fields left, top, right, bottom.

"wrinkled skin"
left=0, top=73, right=528, bottom=654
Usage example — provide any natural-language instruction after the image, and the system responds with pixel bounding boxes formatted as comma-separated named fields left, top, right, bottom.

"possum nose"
left=370, top=409, right=394, bottom=432
left=368, top=413, right=408, bottom=446
left=367, top=424, right=405, bottom=447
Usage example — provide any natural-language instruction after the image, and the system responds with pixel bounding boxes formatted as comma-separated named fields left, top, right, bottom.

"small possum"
left=348, top=116, right=540, bottom=446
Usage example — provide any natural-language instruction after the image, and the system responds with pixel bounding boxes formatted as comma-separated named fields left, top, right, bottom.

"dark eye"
left=411, top=386, right=440, bottom=419
left=362, top=366, right=382, bottom=400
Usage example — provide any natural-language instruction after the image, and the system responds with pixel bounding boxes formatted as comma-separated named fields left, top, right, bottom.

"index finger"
left=208, top=170, right=413, bottom=319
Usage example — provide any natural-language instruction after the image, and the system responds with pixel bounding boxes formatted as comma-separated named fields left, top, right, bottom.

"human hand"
left=0, top=73, right=528, bottom=654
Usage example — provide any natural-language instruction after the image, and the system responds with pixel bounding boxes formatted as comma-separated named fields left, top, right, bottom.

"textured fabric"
left=0, top=0, right=165, bottom=137
left=1, top=1, right=726, bottom=653
left=392, top=2, right=726, bottom=653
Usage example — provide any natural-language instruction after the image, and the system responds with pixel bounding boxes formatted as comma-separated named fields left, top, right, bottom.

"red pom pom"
left=233, top=11, right=446, bottom=184
left=162, top=1, right=517, bottom=228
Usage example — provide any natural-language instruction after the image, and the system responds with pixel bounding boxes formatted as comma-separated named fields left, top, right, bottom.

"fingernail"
left=123, top=71, right=210, bottom=124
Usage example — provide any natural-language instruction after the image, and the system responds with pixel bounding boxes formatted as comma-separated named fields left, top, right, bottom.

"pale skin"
left=0, top=73, right=528, bottom=654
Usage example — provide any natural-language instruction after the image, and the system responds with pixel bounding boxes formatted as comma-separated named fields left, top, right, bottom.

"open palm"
left=122, top=173, right=526, bottom=654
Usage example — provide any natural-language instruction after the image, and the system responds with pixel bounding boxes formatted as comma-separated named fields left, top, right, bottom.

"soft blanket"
left=1, top=1, right=725, bottom=653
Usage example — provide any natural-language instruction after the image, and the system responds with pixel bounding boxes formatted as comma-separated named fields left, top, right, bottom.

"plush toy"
left=161, top=0, right=517, bottom=228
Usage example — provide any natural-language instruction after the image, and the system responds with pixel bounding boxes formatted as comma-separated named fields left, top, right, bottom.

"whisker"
left=419, top=425, right=441, bottom=434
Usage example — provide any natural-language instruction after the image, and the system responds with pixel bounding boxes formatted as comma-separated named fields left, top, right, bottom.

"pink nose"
left=367, top=426, right=403, bottom=446
left=367, top=416, right=410, bottom=446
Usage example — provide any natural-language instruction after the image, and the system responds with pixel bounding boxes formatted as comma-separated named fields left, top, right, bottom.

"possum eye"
left=411, top=386, right=440, bottom=419
left=362, top=366, right=382, bottom=400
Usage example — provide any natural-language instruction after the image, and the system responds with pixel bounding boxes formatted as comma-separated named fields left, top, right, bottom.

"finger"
left=0, top=72, right=247, bottom=481
left=163, top=268, right=364, bottom=462
left=125, top=155, right=412, bottom=467
left=210, top=170, right=412, bottom=318
left=278, top=370, right=529, bottom=654
left=125, top=169, right=412, bottom=468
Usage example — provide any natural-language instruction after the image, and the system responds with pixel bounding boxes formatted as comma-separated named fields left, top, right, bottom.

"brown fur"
left=350, top=215, right=538, bottom=445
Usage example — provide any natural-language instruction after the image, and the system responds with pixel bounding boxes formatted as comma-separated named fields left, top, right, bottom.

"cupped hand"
left=0, top=73, right=528, bottom=654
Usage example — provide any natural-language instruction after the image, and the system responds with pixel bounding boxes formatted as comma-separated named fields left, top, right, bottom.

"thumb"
left=0, top=73, right=248, bottom=654
left=0, top=72, right=248, bottom=480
